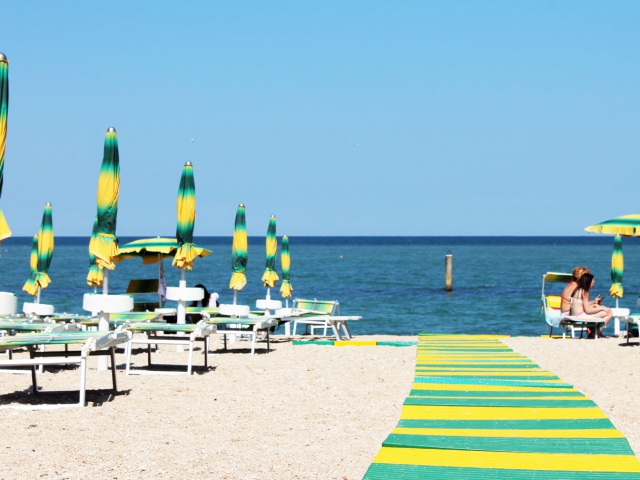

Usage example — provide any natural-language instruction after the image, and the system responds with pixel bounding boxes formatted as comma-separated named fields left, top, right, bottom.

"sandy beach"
left=0, top=335, right=416, bottom=480
left=503, top=336, right=640, bottom=459
left=2, top=334, right=639, bottom=479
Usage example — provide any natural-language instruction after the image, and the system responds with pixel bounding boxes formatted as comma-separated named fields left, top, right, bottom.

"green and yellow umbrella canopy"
left=173, top=162, right=206, bottom=270
left=23, top=204, right=53, bottom=295
left=262, top=215, right=279, bottom=288
left=229, top=204, right=247, bottom=290
left=89, top=127, right=120, bottom=270
left=0, top=53, right=11, bottom=243
left=585, top=215, right=640, bottom=237
left=87, top=216, right=103, bottom=287
left=22, top=235, right=38, bottom=295
left=280, top=235, right=293, bottom=298
left=117, top=237, right=211, bottom=265
left=610, top=234, right=624, bottom=298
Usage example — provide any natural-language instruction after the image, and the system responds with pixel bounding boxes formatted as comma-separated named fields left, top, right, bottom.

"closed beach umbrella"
left=0, top=53, right=11, bottom=242
left=35, top=203, right=54, bottom=293
left=261, top=215, right=279, bottom=288
left=22, top=235, right=38, bottom=295
left=87, top=216, right=103, bottom=287
left=610, top=234, right=624, bottom=299
left=229, top=204, right=247, bottom=291
left=280, top=235, right=293, bottom=298
left=585, top=215, right=640, bottom=236
left=89, top=127, right=120, bottom=270
left=173, top=162, right=206, bottom=270
left=23, top=204, right=53, bottom=298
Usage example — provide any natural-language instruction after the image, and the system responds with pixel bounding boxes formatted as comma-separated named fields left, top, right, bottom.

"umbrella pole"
left=266, top=287, right=271, bottom=300
left=36, top=287, right=41, bottom=304
left=103, top=270, right=109, bottom=295
left=233, top=290, right=237, bottom=305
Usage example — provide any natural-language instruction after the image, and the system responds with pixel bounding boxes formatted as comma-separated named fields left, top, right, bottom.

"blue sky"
left=1, top=1, right=639, bottom=236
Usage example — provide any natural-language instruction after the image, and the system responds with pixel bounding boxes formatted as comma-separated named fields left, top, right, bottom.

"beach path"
left=363, top=334, right=640, bottom=479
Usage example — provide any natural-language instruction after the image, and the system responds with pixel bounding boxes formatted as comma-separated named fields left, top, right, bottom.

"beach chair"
left=541, top=272, right=605, bottom=339
left=126, top=279, right=160, bottom=312
left=200, top=310, right=278, bottom=355
left=125, top=320, right=216, bottom=375
left=288, top=299, right=362, bottom=340
left=0, top=330, right=128, bottom=408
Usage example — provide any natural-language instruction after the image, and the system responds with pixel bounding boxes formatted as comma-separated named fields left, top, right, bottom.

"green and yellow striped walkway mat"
left=363, top=334, right=640, bottom=479
left=292, top=340, right=417, bottom=347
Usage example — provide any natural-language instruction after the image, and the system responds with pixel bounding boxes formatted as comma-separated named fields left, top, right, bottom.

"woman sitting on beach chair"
left=570, top=273, right=613, bottom=338
left=560, top=266, right=591, bottom=316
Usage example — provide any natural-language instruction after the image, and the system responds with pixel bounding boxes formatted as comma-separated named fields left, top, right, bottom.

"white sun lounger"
left=125, top=320, right=216, bottom=375
left=286, top=299, right=362, bottom=340
left=0, top=330, right=129, bottom=408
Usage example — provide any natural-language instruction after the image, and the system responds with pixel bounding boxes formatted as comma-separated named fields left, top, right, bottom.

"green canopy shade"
left=585, top=215, right=640, bottom=237
left=116, top=237, right=211, bottom=264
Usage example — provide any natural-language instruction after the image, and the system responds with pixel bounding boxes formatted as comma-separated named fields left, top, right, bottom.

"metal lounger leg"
left=79, top=354, right=87, bottom=407
left=187, top=340, right=194, bottom=375
left=110, top=347, right=118, bottom=392
left=125, top=338, right=133, bottom=375
left=204, top=336, right=209, bottom=369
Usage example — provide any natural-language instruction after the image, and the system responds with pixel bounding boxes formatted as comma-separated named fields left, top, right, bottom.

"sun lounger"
left=0, top=330, right=128, bottom=408
left=200, top=311, right=278, bottom=355
left=80, top=311, right=163, bottom=329
left=125, top=320, right=216, bottom=375
left=287, top=299, right=362, bottom=340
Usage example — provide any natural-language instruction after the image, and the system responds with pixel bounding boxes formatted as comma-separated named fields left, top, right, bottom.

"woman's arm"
left=583, top=293, right=610, bottom=314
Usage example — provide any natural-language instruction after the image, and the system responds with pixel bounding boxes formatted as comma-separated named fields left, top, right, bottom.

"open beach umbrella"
left=116, top=237, right=211, bottom=265
left=229, top=204, right=247, bottom=295
left=280, top=235, right=293, bottom=299
left=22, top=235, right=38, bottom=295
left=173, top=162, right=206, bottom=270
left=585, top=215, right=640, bottom=237
left=87, top=216, right=103, bottom=287
left=23, top=204, right=53, bottom=299
left=610, top=234, right=624, bottom=300
left=89, top=127, right=120, bottom=271
left=0, top=53, right=11, bottom=243
left=261, top=215, right=279, bottom=289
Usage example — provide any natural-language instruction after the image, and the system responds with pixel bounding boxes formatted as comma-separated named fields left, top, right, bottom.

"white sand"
left=503, top=336, right=640, bottom=459
left=0, top=335, right=416, bottom=479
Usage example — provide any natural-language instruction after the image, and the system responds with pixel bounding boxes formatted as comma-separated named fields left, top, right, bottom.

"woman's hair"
left=194, top=284, right=210, bottom=307
left=575, top=273, right=594, bottom=293
left=572, top=266, right=590, bottom=281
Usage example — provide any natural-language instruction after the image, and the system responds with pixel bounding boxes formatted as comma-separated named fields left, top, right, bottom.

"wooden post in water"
left=445, top=253, right=453, bottom=291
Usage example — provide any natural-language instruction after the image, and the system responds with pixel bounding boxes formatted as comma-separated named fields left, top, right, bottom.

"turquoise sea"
left=1, top=236, right=637, bottom=337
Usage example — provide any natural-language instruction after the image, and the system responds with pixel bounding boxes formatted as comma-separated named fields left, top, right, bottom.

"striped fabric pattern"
left=363, top=334, right=640, bottom=479
left=172, top=162, right=205, bottom=270
left=586, top=215, right=640, bottom=237
left=90, top=128, right=120, bottom=270
left=87, top=216, right=103, bottom=287
left=262, top=215, right=279, bottom=288
left=610, top=235, right=624, bottom=298
left=116, top=237, right=211, bottom=265
left=0, top=56, right=7, bottom=200
left=280, top=235, right=293, bottom=298
left=22, top=234, right=39, bottom=295
left=0, top=57, right=11, bottom=242
left=229, top=204, right=248, bottom=290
